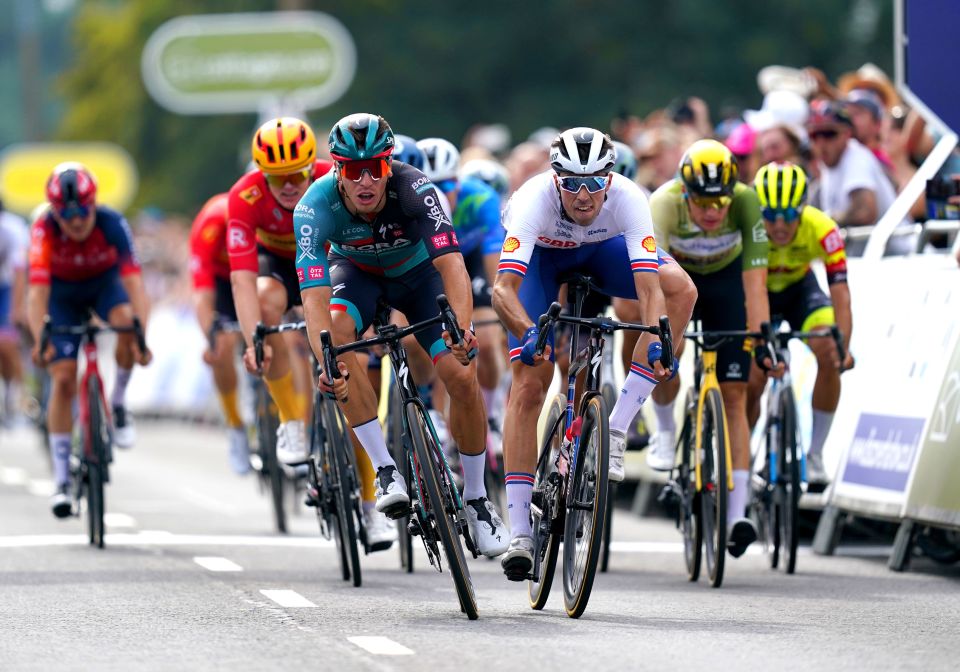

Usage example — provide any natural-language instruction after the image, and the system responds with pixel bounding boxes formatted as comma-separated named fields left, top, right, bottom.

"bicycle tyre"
left=257, top=389, right=286, bottom=534
left=86, top=376, right=108, bottom=549
left=679, top=395, right=702, bottom=582
left=529, top=394, right=564, bottom=610
left=387, top=381, right=414, bottom=573
left=407, top=403, right=478, bottom=620
left=599, top=484, right=614, bottom=573
left=563, top=394, right=609, bottom=618
left=764, top=401, right=781, bottom=570
left=700, top=387, right=727, bottom=588
left=778, top=387, right=800, bottom=575
left=324, top=400, right=362, bottom=587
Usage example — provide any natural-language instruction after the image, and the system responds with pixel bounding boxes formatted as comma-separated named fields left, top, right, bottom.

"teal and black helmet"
left=328, top=113, right=395, bottom=161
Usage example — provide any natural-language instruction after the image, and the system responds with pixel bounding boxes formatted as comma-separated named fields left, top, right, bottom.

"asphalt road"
left=1, top=420, right=957, bottom=671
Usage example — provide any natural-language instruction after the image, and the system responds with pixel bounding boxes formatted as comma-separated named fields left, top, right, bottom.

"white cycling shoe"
left=501, top=535, right=534, bottom=580
left=112, top=406, right=135, bottom=449
left=465, top=497, right=509, bottom=557
left=608, top=429, right=626, bottom=483
left=374, top=465, right=410, bottom=516
left=364, top=507, right=398, bottom=552
left=275, top=420, right=308, bottom=465
left=227, top=427, right=251, bottom=475
left=646, top=429, right=677, bottom=471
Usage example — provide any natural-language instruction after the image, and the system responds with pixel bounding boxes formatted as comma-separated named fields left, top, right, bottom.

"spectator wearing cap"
left=845, top=89, right=893, bottom=172
left=807, top=99, right=897, bottom=228
left=725, top=122, right=759, bottom=183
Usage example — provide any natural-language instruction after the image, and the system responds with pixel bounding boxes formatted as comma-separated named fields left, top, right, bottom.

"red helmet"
left=46, top=162, right=98, bottom=215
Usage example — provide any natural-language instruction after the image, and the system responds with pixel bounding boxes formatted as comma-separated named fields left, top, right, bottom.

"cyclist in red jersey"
left=189, top=192, right=250, bottom=474
left=27, top=163, right=151, bottom=517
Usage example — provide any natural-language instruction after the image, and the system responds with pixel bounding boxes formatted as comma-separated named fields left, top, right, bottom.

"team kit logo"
left=502, top=237, right=520, bottom=253
left=642, top=235, right=657, bottom=253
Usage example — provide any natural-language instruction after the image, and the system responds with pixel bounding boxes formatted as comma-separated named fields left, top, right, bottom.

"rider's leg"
left=434, top=353, right=486, bottom=496
left=721, top=380, right=751, bottom=527
left=107, top=303, right=136, bottom=409
left=257, top=277, right=301, bottom=424
left=809, top=333, right=841, bottom=456
left=47, top=358, right=77, bottom=489
left=210, top=331, right=243, bottom=429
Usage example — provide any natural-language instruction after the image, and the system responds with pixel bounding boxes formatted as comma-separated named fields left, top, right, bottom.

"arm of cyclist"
left=632, top=271, right=670, bottom=379
left=492, top=271, right=551, bottom=364
left=300, top=286, right=349, bottom=402
left=26, top=221, right=54, bottom=364
left=433, top=252, right=478, bottom=365
left=119, top=272, right=152, bottom=365
left=829, top=282, right=855, bottom=370
left=192, top=288, right=218, bottom=364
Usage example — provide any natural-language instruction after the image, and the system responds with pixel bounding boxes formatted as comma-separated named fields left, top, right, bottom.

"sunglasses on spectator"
left=809, top=129, right=840, bottom=142
left=762, top=206, right=800, bottom=222
left=557, top=175, right=609, bottom=194
left=57, top=204, right=91, bottom=220
left=336, top=157, right=392, bottom=182
left=688, top=194, right=732, bottom=210
left=264, top=168, right=312, bottom=188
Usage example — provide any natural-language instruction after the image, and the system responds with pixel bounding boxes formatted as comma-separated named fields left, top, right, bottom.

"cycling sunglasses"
left=264, top=168, right=312, bottom=188
left=762, top=206, right=800, bottom=222
left=57, top=204, right=91, bottom=220
left=557, top=174, right=609, bottom=194
left=809, top=129, right=840, bottom=142
left=688, top=194, right=732, bottom=210
left=337, top=157, right=392, bottom=182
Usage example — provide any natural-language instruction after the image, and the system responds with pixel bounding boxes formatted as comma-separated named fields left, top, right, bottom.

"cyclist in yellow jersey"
left=648, top=140, right=781, bottom=559
left=749, top=162, right=855, bottom=485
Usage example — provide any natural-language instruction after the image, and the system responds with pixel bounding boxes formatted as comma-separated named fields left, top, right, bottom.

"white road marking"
left=180, top=488, right=239, bottom=515
left=0, top=533, right=333, bottom=548
left=103, top=513, right=137, bottom=529
left=347, top=636, right=414, bottom=656
left=27, top=479, right=55, bottom=496
left=259, top=589, right=316, bottom=608
left=1, top=467, right=28, bottom=486
left=193, top=556, right=243, bottom=572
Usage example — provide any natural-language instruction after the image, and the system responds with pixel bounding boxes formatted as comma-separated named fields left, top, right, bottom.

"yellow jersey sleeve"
left=803, top=206, right=847, bottom=285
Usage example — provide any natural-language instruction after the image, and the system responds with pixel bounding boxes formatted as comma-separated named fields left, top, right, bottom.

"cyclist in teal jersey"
left=295, top=113, right=509, bottom=558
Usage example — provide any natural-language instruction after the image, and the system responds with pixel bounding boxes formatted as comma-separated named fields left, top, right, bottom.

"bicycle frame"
left=77, top=330, right=109, bottom=466
left=690, top=346, right=734, bottom=493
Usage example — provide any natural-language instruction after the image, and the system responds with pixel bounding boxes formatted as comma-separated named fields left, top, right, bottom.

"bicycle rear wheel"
left=324, top=400, right=362, bottom=587
left=563, top=394, right=609, bottom=618
left=700, top=387, right=727, bottom=588
left=407, top=403, right=478, bottom=620
left=777, top=387, right=800, bottom=574
left=256, top=388, right=285, bottom=533
left=86, top=376, right=108, bottom=549
left=679, top=397, right=702, bottom=582
left=529, top=394, right=564, bottom=610
left=599, top=484, right=614, bottom=573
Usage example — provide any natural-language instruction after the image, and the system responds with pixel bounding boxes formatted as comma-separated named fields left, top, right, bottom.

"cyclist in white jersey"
left=0, top=206, right=29, bottom=424
left=493, top=128, right=696, bottom=576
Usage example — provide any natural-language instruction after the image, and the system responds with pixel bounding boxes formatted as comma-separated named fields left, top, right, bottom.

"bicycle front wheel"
left=257, top=389, right=285, bottom=534
left=679, top=394, right=702, bottom=582
left=324, top=400, right=362, bottom=587
left=386, top=382, right=414, bottom=573
left=777, top=387, right=800, bottom=575
left=563, top=394, right=609, bottom=618
left=700, top=387, right=727, bottom=588
left=529, top=394, right=564, bottom=610
left=407, top=403, right=478, bottom=620
left=86, top=376, right=108, bottom=549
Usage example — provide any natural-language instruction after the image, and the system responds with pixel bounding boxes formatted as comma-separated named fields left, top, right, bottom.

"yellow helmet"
left=679, top=139, right=738, bottom=197
left=754, top=161, right=808, bottom=213
left=251, top=117, right=317, bottom=175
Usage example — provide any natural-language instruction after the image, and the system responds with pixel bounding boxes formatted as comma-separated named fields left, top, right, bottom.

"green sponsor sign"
left=142, top=12, right=355, bottom=114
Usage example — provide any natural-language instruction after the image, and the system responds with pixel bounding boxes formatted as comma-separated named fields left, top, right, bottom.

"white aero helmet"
left=550, top=127, right=616, bottom=175
left=458, top=158, right=510, bottom=197
left=416, top=137, right=460, bottom=182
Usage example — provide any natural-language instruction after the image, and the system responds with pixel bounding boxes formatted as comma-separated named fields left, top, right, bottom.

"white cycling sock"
left=505, top=472, right=534, bottom=537
left=49, top=433, right=71, bottom=487
left=727, top=469, right=750, bottom=527
left=352, top=418, right=394, bottom=472
left=111, top=367, right=132, bottom=408
left=609, top=362, right=658, bottom=434
left=653, top=398, right=676, bottom=434
left=460, top=451, right=487, bottom=501
left=809, top=410, right=834, bottom=457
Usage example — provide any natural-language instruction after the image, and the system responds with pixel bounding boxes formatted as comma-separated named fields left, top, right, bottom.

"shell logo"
left=502, top=236, right=521, bottom=253
left=642, top=236, right=657, bottom=253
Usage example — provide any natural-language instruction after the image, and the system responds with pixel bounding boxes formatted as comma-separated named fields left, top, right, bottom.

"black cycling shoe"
left=51, top=484, right=72, bottom=519
left=727, top=518, right=759, bottom=558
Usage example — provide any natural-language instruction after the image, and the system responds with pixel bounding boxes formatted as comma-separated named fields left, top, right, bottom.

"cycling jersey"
left=226, top=161, right=333, bottom=273
left=452, top=177, right=503, bottom=259
left=498, top=171, right=660, bottom=279
left=649, top=180, right=768, bottom=274
left=294, top=162, right=458, bottom=289
left=0, top=210, right=28, bottom=286
left=189, top=193, right=230, bottom=291
left=767, top=205, right=847, bottom=293
left=28, top=207, right=141, bottom=285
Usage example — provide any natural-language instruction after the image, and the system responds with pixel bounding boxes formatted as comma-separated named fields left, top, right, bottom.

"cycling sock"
left=460, top=451, right=487, bottom=501
left=353, top=439, right=376, bottom=501
left=653, top=398, right=676, bottom=434
left=608, top=363, right=658, bottom=434
left=111, top=367, right=132, bottom=408
left=295, top=391, right=309, bottom=421
left=219, top=389, right=244, bottom=429
left=264, top=371, right=300, bottom=423
left=353, top=417, right=395, bottom=472
left=505, top=472, right=534, bottom=537
left=727, top=469, right=750, bottom=527
left=362, top=500, right=375, bottom=514
left=49, top=433, right=71, bottom=487
left=810, top=409, right=834, bottom=457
